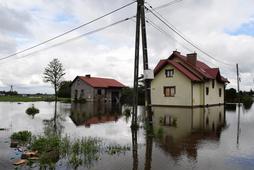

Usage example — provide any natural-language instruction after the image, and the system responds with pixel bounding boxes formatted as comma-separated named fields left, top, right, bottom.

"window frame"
left=164, top=86, right=176, bottom=97
left=219, top=88, right=222, bottom=97
left=212, top=80, right=215, bottom=88
left=165, top=69, right=174, bottom=78
left=97, top=89, right=102, bottom=95
left=206, top=87, right=209, bottom=95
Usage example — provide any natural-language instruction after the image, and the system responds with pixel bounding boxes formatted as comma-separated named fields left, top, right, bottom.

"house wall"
left=71, top=77, right=122, bottom=103
left=151, top=65, right=192, bottom=106
left=204, top=80, right=224, bottom=105
left=192, top=83, right=203, bottom=106
left=71, top=78, right=95, bottom=101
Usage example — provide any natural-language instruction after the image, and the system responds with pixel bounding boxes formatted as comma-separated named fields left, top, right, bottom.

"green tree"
left=43, top=58, right=65, bottom=101
left=58, top=81, right=72, bottom=98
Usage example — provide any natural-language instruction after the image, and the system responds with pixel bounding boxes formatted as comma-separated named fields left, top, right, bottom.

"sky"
left=0, top=0, right=254, bottom=94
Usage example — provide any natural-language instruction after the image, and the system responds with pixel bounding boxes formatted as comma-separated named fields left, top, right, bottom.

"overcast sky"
left=0, top=0, right=254, bottom=94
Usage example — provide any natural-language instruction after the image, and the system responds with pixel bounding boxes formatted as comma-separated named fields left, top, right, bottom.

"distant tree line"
left=225, top=88, right=253, bottom=109
left=120, top=85, right=145, bottom=105
left=0, top=90, right=18, bottom=96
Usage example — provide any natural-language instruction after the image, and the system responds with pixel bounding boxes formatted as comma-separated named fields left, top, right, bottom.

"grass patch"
left=10, top=131, right=131, bottom=169
left=0, top=95, right=70, bottom=102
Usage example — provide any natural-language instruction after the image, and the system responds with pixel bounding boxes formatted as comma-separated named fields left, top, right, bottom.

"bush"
left=11, top=131, right=32, bottom=143
left=26, top=104, right=39, bottom=117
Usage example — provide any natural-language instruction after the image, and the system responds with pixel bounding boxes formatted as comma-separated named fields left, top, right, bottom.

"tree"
left=43, top=58, right=65, bottom=101
left=58, top=81, right=72, bottom=98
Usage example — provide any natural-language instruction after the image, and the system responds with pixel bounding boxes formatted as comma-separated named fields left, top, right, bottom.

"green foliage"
left=120, top=85, right=145, bottom=105
left=11, top=131, right=32, bottom=143
left=0, top=95, right=70, bottom=102
left=31, top=135, right=61, bottom=154
left=225, top=88, right=237, bottom=102
left=58, top=81, right=72, bottom=98
left=241, top=95, right=253, bottom=109
left=0, top=90, right=18, bottom=96
left=106, top=144, right=130, bottom=155
left=155, top=127, right=164, bottom=139
left=26, top=104, right=39, bottom=118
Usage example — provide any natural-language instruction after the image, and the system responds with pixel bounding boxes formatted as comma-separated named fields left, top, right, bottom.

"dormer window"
left=165, top=69, right=174, bottom=77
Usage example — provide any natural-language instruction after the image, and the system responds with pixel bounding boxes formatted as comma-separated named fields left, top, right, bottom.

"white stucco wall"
left=192, top=83, right=203, bottom=106
left=204, top=80, right=224, bottom=105
left=151, top=65, right=192, bottom=106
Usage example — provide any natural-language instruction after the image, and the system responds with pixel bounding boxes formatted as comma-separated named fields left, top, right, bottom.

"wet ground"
left=0, top=102, right=254, bottom=169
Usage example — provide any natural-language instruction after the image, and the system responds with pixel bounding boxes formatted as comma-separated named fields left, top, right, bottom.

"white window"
left=165, top=69, right=174, bottom=77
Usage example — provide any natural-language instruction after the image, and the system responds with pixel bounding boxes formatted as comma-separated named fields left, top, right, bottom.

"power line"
left=13, top=17, right=133, bottom=60
left=145, top=4, right=235, bottom=68
left=145, top=17, right=220, bottom=68
left=0, top=1, right=136, bottom=61
left=150, top=0, right=183, bottom=11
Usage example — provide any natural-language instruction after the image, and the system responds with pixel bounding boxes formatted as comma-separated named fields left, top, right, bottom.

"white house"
left=151, top=51, right=229, bottom=107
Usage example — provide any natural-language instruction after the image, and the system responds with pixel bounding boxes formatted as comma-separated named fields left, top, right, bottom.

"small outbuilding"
left=71, top=75, right=125, bottom=103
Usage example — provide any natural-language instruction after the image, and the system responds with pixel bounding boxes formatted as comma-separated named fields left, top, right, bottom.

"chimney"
left=173, top=50, right=180, bottom=55
left=187, top=52, right=197, bottom=65
left=85, top=74, right=91, bottom=78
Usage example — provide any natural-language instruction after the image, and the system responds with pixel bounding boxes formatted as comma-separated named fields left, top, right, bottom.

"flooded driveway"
left=0, top=102, right=254, bottom=169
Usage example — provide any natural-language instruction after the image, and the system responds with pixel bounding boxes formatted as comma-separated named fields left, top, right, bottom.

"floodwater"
left=0, top=102, right=254, bottom=170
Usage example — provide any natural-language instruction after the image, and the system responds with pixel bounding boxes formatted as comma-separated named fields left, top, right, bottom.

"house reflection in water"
left=70, top=102, right=122, bottom=127
left=152, top=106, right=226, bottom=160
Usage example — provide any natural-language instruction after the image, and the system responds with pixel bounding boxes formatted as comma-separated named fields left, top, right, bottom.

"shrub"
left=11, top=131, right=32, bottom=143
left=26, top=104, right=39, bottom=117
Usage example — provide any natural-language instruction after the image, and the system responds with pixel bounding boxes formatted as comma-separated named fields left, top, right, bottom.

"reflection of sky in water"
left=0, top=102, right=254, bottom=169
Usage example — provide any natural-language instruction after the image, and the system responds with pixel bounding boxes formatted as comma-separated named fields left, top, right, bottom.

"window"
left=212, top=80, right=215, bottom=88
left=165, top=69, right=174, bottom=77
left=206, top=87, right=209, bottom=95
left=80, top=89, right=84, bottom=98
left=219, top=88, right=222, bottom=97
left=97, top=89, right=102, bottom=95
left=164, top=86, right=175, bottom=97
left=160, top=115, right=177, bottom=127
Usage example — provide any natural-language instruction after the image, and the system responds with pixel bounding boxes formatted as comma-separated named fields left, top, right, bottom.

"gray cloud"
left=0, top=0, right=254, bottom=93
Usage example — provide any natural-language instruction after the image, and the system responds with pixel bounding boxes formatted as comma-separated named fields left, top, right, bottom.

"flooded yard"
left=0, top=102, right=254, bottom=169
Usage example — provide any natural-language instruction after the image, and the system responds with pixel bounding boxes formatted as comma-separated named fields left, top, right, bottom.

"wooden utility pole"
left=132, top=0, right=141, bottom=128
left=140, top=0, right=153, bottom=123
left=132, top=0, right=153, bottom=128
left=236, top=63, right=240, bottom=145
left=236, top=64, right=240, bottom=95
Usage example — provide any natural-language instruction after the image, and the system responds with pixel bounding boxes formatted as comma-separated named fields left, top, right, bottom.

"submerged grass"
left=11, top=131, right=131, bottom=169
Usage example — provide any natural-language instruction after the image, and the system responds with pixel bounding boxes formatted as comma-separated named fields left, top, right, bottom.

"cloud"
left=0, top=0, right=254, bottom=93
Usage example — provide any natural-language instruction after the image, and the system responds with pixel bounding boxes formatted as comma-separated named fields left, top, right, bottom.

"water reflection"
left=43, top=101, right=66, bottom=136
left=70, top=102, right=122, bottom=127
left=152, top=106, right=226, bottom=160
left=132, top=128, right=138, bottom=170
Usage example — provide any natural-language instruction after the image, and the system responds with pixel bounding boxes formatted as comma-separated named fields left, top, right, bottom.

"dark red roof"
left=83, top=115, right=119, bottom=127
left=154, top=60, right=201, bottom=81
left=154, top=51, right=229, bottom=83
left=76, top=76, right=125, bottom=88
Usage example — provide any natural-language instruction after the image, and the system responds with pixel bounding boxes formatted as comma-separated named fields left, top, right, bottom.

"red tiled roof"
left=77, top=76, right=125, bottom=88
left=154, top=60, right=201, bottom=81
left=83, top=115, right=119, bottom=127
left=154, top=51, right=229, bottom=83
